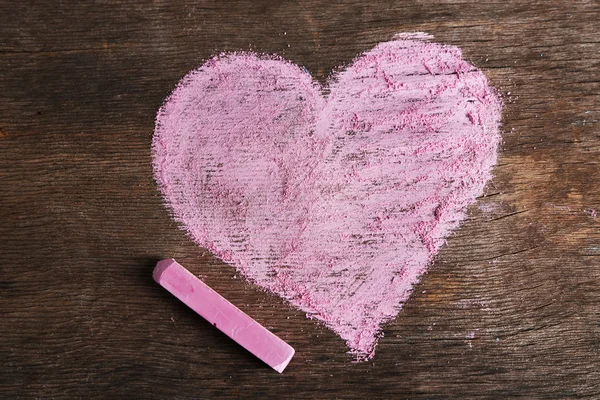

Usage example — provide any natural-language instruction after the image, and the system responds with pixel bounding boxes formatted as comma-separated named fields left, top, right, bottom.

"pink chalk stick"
left=153, top=259, right=295, bottom=373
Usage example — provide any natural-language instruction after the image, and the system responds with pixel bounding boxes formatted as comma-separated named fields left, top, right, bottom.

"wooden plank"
left=1, top=0, right=599, bottom=398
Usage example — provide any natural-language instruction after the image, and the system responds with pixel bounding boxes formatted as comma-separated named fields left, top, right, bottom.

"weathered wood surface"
left=1, top=1, right=599, bottom=398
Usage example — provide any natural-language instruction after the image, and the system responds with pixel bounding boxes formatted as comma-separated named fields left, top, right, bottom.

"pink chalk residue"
left=153, top=34, right=502, bottom=360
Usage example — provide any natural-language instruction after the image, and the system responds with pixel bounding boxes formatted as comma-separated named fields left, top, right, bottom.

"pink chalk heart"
left=153, top=33, right=501, bottom=360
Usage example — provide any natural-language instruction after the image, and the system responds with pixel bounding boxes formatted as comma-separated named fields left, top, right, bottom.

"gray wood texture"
left=2, top=1, right=599, bottom=398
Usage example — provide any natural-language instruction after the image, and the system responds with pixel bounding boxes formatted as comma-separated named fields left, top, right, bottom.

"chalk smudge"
left=153, top=34, right=502, bottom=360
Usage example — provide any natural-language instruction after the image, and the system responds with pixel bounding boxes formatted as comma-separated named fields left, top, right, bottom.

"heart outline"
left=153, top=33, right=502, bottom=360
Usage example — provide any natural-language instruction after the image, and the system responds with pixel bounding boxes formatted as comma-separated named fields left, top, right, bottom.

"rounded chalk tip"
left=272, top=347, right=295, bottom=373
left=153, top=258, right=178, bottom=284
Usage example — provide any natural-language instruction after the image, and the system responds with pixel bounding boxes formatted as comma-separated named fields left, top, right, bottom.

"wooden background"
left=2, top=1, right=599, bottom=398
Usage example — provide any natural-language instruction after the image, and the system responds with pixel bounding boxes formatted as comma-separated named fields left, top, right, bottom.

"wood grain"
left=1, top=1, right=599, bottom=398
